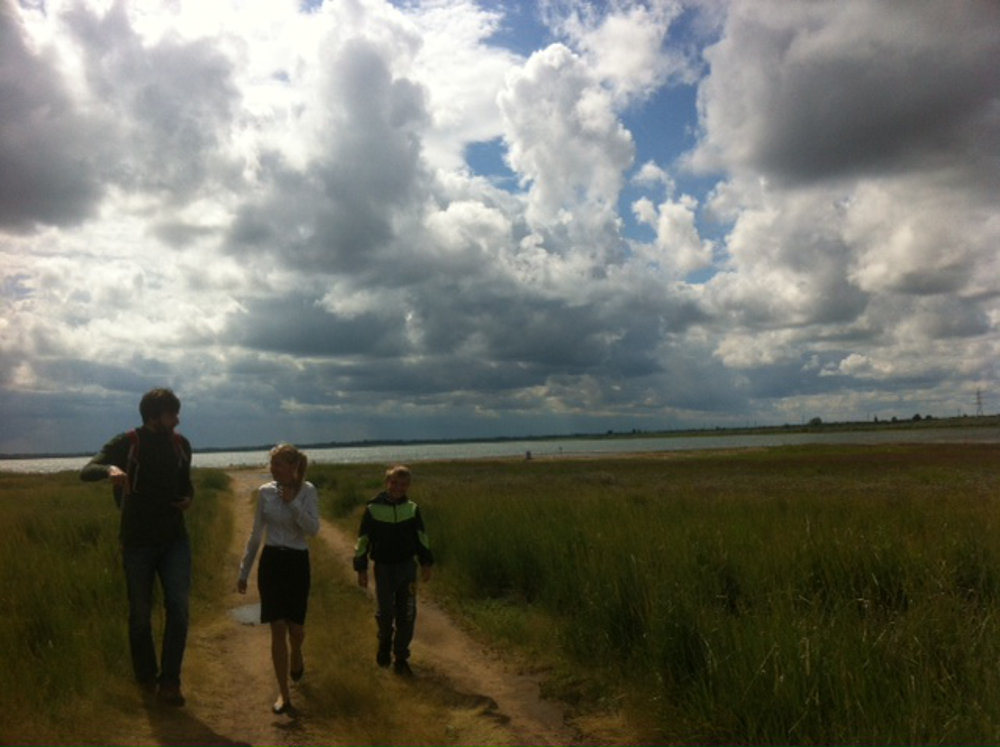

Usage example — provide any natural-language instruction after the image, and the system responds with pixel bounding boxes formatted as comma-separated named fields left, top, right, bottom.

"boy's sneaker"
left=376, top=648, right=391, bottom=668
left=157, top=683, right=186, bottom=707
left=393, top=659, right=413, bottom=677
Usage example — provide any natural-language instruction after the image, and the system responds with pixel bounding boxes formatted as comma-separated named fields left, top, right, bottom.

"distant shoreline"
left=3, top=413, right=997, bottom=461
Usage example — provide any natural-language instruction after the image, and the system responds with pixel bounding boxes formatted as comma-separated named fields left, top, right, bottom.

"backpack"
left=113, top=428, right=189, bottom=509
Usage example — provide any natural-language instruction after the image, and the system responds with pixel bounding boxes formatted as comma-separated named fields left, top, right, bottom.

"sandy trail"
left=110, top=469, right=577, bottom=745
left=300, top=477, right=576, bottom=747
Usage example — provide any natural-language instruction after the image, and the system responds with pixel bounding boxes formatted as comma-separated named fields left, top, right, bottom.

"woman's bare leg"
left=270, top=620, right=291, bottom=709
left=289, top=622, right=305, bottom=679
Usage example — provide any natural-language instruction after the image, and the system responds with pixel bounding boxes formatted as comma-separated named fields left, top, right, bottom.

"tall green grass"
left=0, top=468, right=231, bottom=744
left=322, top=444, right=1000, bottom=743
left=3, top=466, right=492, bottom=746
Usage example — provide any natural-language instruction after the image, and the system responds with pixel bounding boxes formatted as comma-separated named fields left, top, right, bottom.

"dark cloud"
left=150, top=220, right=219, bottom=248
left=910, top=297, right=991, bottom=340
left=0, top=0, right=241, bottom=234
left=232, top=296, right=409, bottom=358
left=225, top=161, right=400, bottom=273
left=225, top=38, right=429, bottom=271
left=63, top=1, right=241, bottom=201
left=698, top=2, right=1000, bottom=184
left=0, top=1, right=104, bottom=229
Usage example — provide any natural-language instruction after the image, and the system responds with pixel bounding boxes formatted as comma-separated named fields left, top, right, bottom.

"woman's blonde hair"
left=270, top=443, right=308, bottom=487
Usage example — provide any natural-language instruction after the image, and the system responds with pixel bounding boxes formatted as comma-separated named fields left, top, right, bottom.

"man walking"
left=81, top=388, right=194, bottom=706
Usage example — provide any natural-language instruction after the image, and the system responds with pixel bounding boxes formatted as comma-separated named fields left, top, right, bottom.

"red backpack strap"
left=171, top=432, right=188, bottom=468
left=122, top=430, right=187, bottom=498
left=113, top=429, right=139, bottom=508
left=126, top=428, right=140, bottom=495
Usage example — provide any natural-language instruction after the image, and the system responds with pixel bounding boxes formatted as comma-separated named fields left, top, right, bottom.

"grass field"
left=318, top=442, right=1000, bottom=744
left=0, top=467, right=511, bottom=746
left=0, top=468, right=231, bottom=743
left=4, top=442, right=1000, bottom=744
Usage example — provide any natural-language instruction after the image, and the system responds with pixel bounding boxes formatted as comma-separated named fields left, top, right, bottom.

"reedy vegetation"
left=321, top=443, right=1000, bottom=743
left=5, top=443, right=1000, bottom=744
left=0, top=468, right=503, bottom=746
left=0, top=469, right=231, bottom=743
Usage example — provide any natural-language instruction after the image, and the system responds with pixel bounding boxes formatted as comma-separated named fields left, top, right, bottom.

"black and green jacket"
left=353, top=492, right=433, bottom=571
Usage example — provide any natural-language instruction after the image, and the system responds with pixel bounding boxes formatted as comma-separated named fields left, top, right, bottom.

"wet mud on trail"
left=107, top=469, right=578, bottom=746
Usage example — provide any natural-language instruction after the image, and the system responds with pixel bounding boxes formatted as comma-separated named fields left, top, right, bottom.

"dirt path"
left=300, top=480, right=577, bottom=747
left=110, top=469, right=578, bottom=745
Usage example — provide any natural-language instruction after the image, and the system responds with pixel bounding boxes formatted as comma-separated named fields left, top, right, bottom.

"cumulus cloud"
left=632, top=192, right=713, bottom=277
left=1, top=0, right=998, bottom=453
left=499, top=42, right=634, bottom=237
left=692, top=0, right=999, bottom=425
left=550, top=0, right=698, bottom=102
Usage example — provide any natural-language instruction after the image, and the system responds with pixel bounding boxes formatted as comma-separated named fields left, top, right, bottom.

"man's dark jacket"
left=81, top=426, right=193, bottom=547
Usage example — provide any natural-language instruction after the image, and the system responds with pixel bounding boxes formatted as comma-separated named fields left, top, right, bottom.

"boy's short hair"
left=139, top=388, right=181, bottom=423
left=385, top=464, right=411, bottom=481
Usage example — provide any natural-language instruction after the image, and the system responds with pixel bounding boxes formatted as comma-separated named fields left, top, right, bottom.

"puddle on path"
left=230, top=602, right=261, bottom=625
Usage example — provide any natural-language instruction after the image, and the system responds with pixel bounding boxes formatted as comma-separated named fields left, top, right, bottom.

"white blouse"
left=238, top=480, right=320, bottom=582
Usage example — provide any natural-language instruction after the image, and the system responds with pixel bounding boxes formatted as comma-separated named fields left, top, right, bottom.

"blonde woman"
left=238, top=444, right=319, bottom=715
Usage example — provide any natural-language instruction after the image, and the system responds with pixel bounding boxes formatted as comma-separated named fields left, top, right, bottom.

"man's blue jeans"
left=122, top=537, right=191, bottom=686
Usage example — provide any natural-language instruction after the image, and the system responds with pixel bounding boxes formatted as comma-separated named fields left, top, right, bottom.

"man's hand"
left=357, top=570, right=368, bottom=589
left=237, top=579, right=247, bottom=594
left=421, top=565, right=432, bottom=583
left=172, top=497, right=193, bottom=512
left=108, top=465, right=128, bottom=487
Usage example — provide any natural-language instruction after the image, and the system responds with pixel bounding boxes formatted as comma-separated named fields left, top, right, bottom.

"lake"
left=3, top=426, right=999, bottom=474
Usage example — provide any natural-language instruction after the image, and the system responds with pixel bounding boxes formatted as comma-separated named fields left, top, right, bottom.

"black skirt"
left=258, top=545, right=310, bottom=625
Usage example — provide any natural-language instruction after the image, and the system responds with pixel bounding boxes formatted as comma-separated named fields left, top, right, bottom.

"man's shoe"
left=272, top=696, right=295, bottom=715
left=376, top=649, right=391, bottom=668
left=393, top=659, right=414, bottom=677
left=157, top=683, right=186, bottom=707
left=137, top=679, right=158, bottom=697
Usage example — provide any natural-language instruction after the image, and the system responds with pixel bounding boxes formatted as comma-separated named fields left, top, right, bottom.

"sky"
left=1, top=0, right=998, bottom=455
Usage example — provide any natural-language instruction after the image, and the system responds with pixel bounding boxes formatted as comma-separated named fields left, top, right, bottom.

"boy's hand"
left=357, top=570, right=368, bottom=589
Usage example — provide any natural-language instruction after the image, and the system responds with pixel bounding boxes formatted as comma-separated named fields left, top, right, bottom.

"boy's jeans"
left=122, top=537, right=191, bottom=686
left=374, top=560, right=418, bottom=661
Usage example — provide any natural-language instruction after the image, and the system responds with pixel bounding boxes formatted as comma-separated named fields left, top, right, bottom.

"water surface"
left=4, top=426, right=998, bottom=474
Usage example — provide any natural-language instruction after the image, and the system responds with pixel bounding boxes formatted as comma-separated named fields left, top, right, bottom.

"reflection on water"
left=4, top=427, right=999, bottom=474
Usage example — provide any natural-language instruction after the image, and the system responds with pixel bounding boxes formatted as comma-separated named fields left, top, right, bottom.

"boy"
left=353, top=465, right=433, bottom=676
